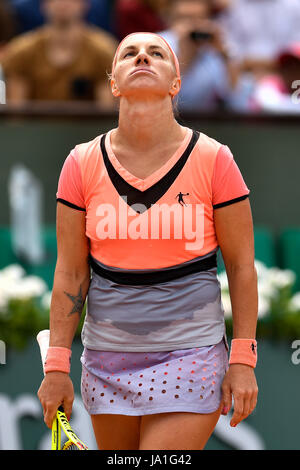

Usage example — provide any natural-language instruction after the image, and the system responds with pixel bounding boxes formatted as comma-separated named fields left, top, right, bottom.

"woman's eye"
left=123, top=50, right=163, bottom=58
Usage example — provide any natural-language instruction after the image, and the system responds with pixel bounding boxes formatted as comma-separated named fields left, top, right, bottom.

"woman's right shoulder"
left=74, top=135, right=101, bottom=159
left=72, top=132, right=107, bottom=164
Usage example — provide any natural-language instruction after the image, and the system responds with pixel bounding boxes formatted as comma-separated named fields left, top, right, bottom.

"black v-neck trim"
left=100, top=130, right=200, bottom=213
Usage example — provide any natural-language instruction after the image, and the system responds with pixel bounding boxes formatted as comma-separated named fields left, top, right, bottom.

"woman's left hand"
left=220, top=364, right=258, bottom=427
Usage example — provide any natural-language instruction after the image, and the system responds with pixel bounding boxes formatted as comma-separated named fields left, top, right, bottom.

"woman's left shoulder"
left=193, top=130, right=225, bottom=160
left=197, top=131, right=224, bottom=148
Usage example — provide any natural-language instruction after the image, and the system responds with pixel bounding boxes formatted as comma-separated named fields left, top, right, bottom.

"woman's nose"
left=135, top=52, right=150, bottom=65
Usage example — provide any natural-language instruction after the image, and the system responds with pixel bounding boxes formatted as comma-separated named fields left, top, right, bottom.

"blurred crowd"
left=0, top=0, right=300, bottom=114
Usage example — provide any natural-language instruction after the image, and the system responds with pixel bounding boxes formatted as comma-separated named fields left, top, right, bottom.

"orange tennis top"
left=57, top=126, right=249, bottom=270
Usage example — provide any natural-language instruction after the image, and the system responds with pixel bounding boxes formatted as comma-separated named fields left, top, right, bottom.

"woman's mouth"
left=130, top=68, right=155, bottom=75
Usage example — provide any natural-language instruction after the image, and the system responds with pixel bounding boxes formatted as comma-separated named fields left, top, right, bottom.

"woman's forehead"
left=117, top=33, right=172, bottom=58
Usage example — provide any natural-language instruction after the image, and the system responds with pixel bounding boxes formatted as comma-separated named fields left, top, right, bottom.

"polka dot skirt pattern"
left=80, top=339, right=228, bottom=416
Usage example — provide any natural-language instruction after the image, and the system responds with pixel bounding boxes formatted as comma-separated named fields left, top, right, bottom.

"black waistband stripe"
left=89, top=253, right=217, bottom=286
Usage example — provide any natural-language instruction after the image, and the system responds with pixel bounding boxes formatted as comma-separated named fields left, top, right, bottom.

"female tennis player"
left=37, top=32, right=258, bottom=450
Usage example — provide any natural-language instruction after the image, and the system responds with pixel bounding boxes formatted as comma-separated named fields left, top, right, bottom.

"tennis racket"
left=37, top=329, right=89, bottom=450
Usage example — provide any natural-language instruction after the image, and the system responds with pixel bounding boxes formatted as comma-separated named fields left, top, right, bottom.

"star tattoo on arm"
left=64, top=284, right=85, bottom=317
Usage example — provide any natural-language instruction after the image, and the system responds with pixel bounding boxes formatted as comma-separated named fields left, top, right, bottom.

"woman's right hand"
left=37, top=371, right=74, bottom=428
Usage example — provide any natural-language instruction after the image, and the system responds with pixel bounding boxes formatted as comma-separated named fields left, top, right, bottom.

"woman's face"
left=111, top=33, right=181, bottom=101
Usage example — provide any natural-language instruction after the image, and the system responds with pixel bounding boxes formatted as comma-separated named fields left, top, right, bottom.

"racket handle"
left=37, top=329, right=50, bottom=375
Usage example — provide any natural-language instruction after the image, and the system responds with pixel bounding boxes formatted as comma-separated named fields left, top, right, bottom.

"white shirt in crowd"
left=220, top=0, right=300, bottom=61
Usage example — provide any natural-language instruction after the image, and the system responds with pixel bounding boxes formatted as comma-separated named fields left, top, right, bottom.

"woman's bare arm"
left=214, top=198, right=258, bottom=338
left=38, top=202, right=90, bottom=428
left=49, top=203, right=90, bottom=348
left=214, top=198, right=258, bottom=427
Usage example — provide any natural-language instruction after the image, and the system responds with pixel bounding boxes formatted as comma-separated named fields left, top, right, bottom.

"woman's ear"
left=170, top=77, right=181, bottom=97
left=111, top=77, right=121, bottom=97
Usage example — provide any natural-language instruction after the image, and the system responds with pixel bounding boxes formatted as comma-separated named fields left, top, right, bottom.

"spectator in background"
left=1, top=0, right=118, bottom=105
left=251, top=44, right=300, bottom=114
left=8, top=0, right=114, bottom=35
left=159, top=0, right=233, bottom=112
left=114, top=0, right=168, bottom=40
left=219, top=0, right=300, bottom=79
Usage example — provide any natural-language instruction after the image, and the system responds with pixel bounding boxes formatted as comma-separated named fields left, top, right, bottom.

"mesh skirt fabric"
left=81, top=339, right=228, bottom=416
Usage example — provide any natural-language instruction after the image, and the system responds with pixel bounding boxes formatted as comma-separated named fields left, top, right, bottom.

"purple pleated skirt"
left=80, top=339, right=228, bottom=416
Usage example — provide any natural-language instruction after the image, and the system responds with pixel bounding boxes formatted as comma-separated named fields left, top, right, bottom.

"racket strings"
left=63, top=442, right=80, bottom=450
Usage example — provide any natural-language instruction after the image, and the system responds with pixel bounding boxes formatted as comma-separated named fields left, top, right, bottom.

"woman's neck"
left=115, top=97, right=184, bottom=153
